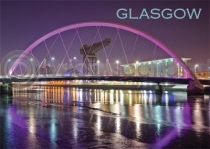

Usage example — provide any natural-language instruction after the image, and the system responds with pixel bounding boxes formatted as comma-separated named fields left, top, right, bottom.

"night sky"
left=0, top=0, right=209, bottom=74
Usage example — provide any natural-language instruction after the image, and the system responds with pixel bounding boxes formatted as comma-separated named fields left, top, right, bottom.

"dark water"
left=0, top=86, right=210, bottom=148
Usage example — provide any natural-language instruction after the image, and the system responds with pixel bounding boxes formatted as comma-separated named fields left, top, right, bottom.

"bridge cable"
left=108, top=31, right=118, bottom=57
left=152, top=44, right=157, bottom=60
left=107, top=30, right=118, bottom=75
left=117, top=28, right=131, bottom=74
left=152, top=44, right=158, bottom=77
left=56, top=32, right=77, bottom=75
left=58, top=33, right=77, bottom=75
left=76, top=28, right=95, bottom=75
left=129, top=35, right=138, bottom=63
left=44, top=40, right=57, bottom=73
left=83, top=26, right=102, bottom=74
left=35, top=34, right=59, bottom=75
left=96, top=26, right=113, bottom=74
left=67, top=32, right=77, bottom=70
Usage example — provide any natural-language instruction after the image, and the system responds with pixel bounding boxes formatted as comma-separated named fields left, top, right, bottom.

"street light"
left=195, top=64, right=198, bottom=74
left=135, top=61, right=139, bottom=75
left=135, top=61, right=139, bottom=67
left=73, top=57, right=77, bottom=69
left=50, top=57, right=55, bottom=75
left=208, top=67, right=210, bottom=79
left=51, top=57, right=55, bottom=67
left=116, top=60, right=119, bottom=75
left=7, top=59, right=11, bottom=75
left=97, top=60, right=100, bottom=75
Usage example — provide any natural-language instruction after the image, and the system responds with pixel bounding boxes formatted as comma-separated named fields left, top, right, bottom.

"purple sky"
left=0, top=0, right=209, bottom=74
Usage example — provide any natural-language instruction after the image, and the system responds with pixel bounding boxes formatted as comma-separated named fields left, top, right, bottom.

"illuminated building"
left=36, top=66, right=53, bottom=75
left=195, top=72, right=210, bottom=79
left=121, top=58, right=190, bottom=77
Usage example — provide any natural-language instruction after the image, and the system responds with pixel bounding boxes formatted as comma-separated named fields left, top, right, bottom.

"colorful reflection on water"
left=1, top=86, right=209, bottom=148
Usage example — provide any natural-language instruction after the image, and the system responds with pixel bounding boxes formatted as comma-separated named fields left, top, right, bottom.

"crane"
left=80, top=38, right=111, bottom=75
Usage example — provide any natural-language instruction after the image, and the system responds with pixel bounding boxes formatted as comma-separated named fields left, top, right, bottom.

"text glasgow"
left=116, top=8, right=202, bottom=20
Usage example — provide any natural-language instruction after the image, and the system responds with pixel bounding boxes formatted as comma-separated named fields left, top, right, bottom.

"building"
left=36, top=66, right=53, bottom=75
left=121, top=58, right=190, bottom=77
left=195, top=72, right=210, bottom=79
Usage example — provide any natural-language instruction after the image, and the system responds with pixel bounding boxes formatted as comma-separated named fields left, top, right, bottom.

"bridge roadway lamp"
left=50, top=57, right=55, bottom=75
left=135, top=61, right=139, bottom=75
left=194, top=64, right=198, bottom=74
left=135, top=61, right=139, bottom=67
left=116, top=60, right=119, bottom=75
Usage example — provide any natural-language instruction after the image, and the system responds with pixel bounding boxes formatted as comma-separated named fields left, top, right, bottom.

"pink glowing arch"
left=9, top=21, right=197, bottom=80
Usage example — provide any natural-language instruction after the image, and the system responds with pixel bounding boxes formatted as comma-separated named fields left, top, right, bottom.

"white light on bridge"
left=195, top=64, right=198, bottom=73
left=116, top=60, right=119, bottom=75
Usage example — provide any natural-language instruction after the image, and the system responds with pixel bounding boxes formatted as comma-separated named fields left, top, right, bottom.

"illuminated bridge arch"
left=9, top=21, right=197, bottom=81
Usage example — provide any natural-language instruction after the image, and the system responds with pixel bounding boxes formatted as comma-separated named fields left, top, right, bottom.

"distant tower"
left=80, top=38, right=111, bottom=75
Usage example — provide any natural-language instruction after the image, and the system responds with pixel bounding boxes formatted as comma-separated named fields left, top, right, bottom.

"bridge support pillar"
left=187, top=80, right=204, bottom=95
left=0, top=83, right=13, bottom=95
left=155, top=84, right=162, bottom=95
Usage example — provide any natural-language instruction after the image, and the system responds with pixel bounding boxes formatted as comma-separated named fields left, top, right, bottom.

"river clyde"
left=0, top=86, right=210, bottom=148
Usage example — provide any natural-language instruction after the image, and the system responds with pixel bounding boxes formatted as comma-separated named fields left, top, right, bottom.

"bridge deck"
left=1, top=75, right=210, bottom=85
left=0, top=76, right=196, bottom=84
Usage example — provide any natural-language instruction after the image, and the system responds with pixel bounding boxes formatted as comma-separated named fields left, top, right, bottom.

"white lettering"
left=186, top=8, right=202, bottom=19
left=150, top=8, right=160, bottom=19
left=139, top=8, right=150, bottom=19
left=116, top=8, right=202, bottom=20
left=174, top=8, right=186, bottom=19
left=116, top=8, right=128, bottom=19
left=129, top=8, right=138, bottom=19
left=162, top=8, right=173, bottom=19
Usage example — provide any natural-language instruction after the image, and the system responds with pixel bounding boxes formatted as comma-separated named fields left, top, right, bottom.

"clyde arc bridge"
left=0, top=21, right=205, bottom=95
